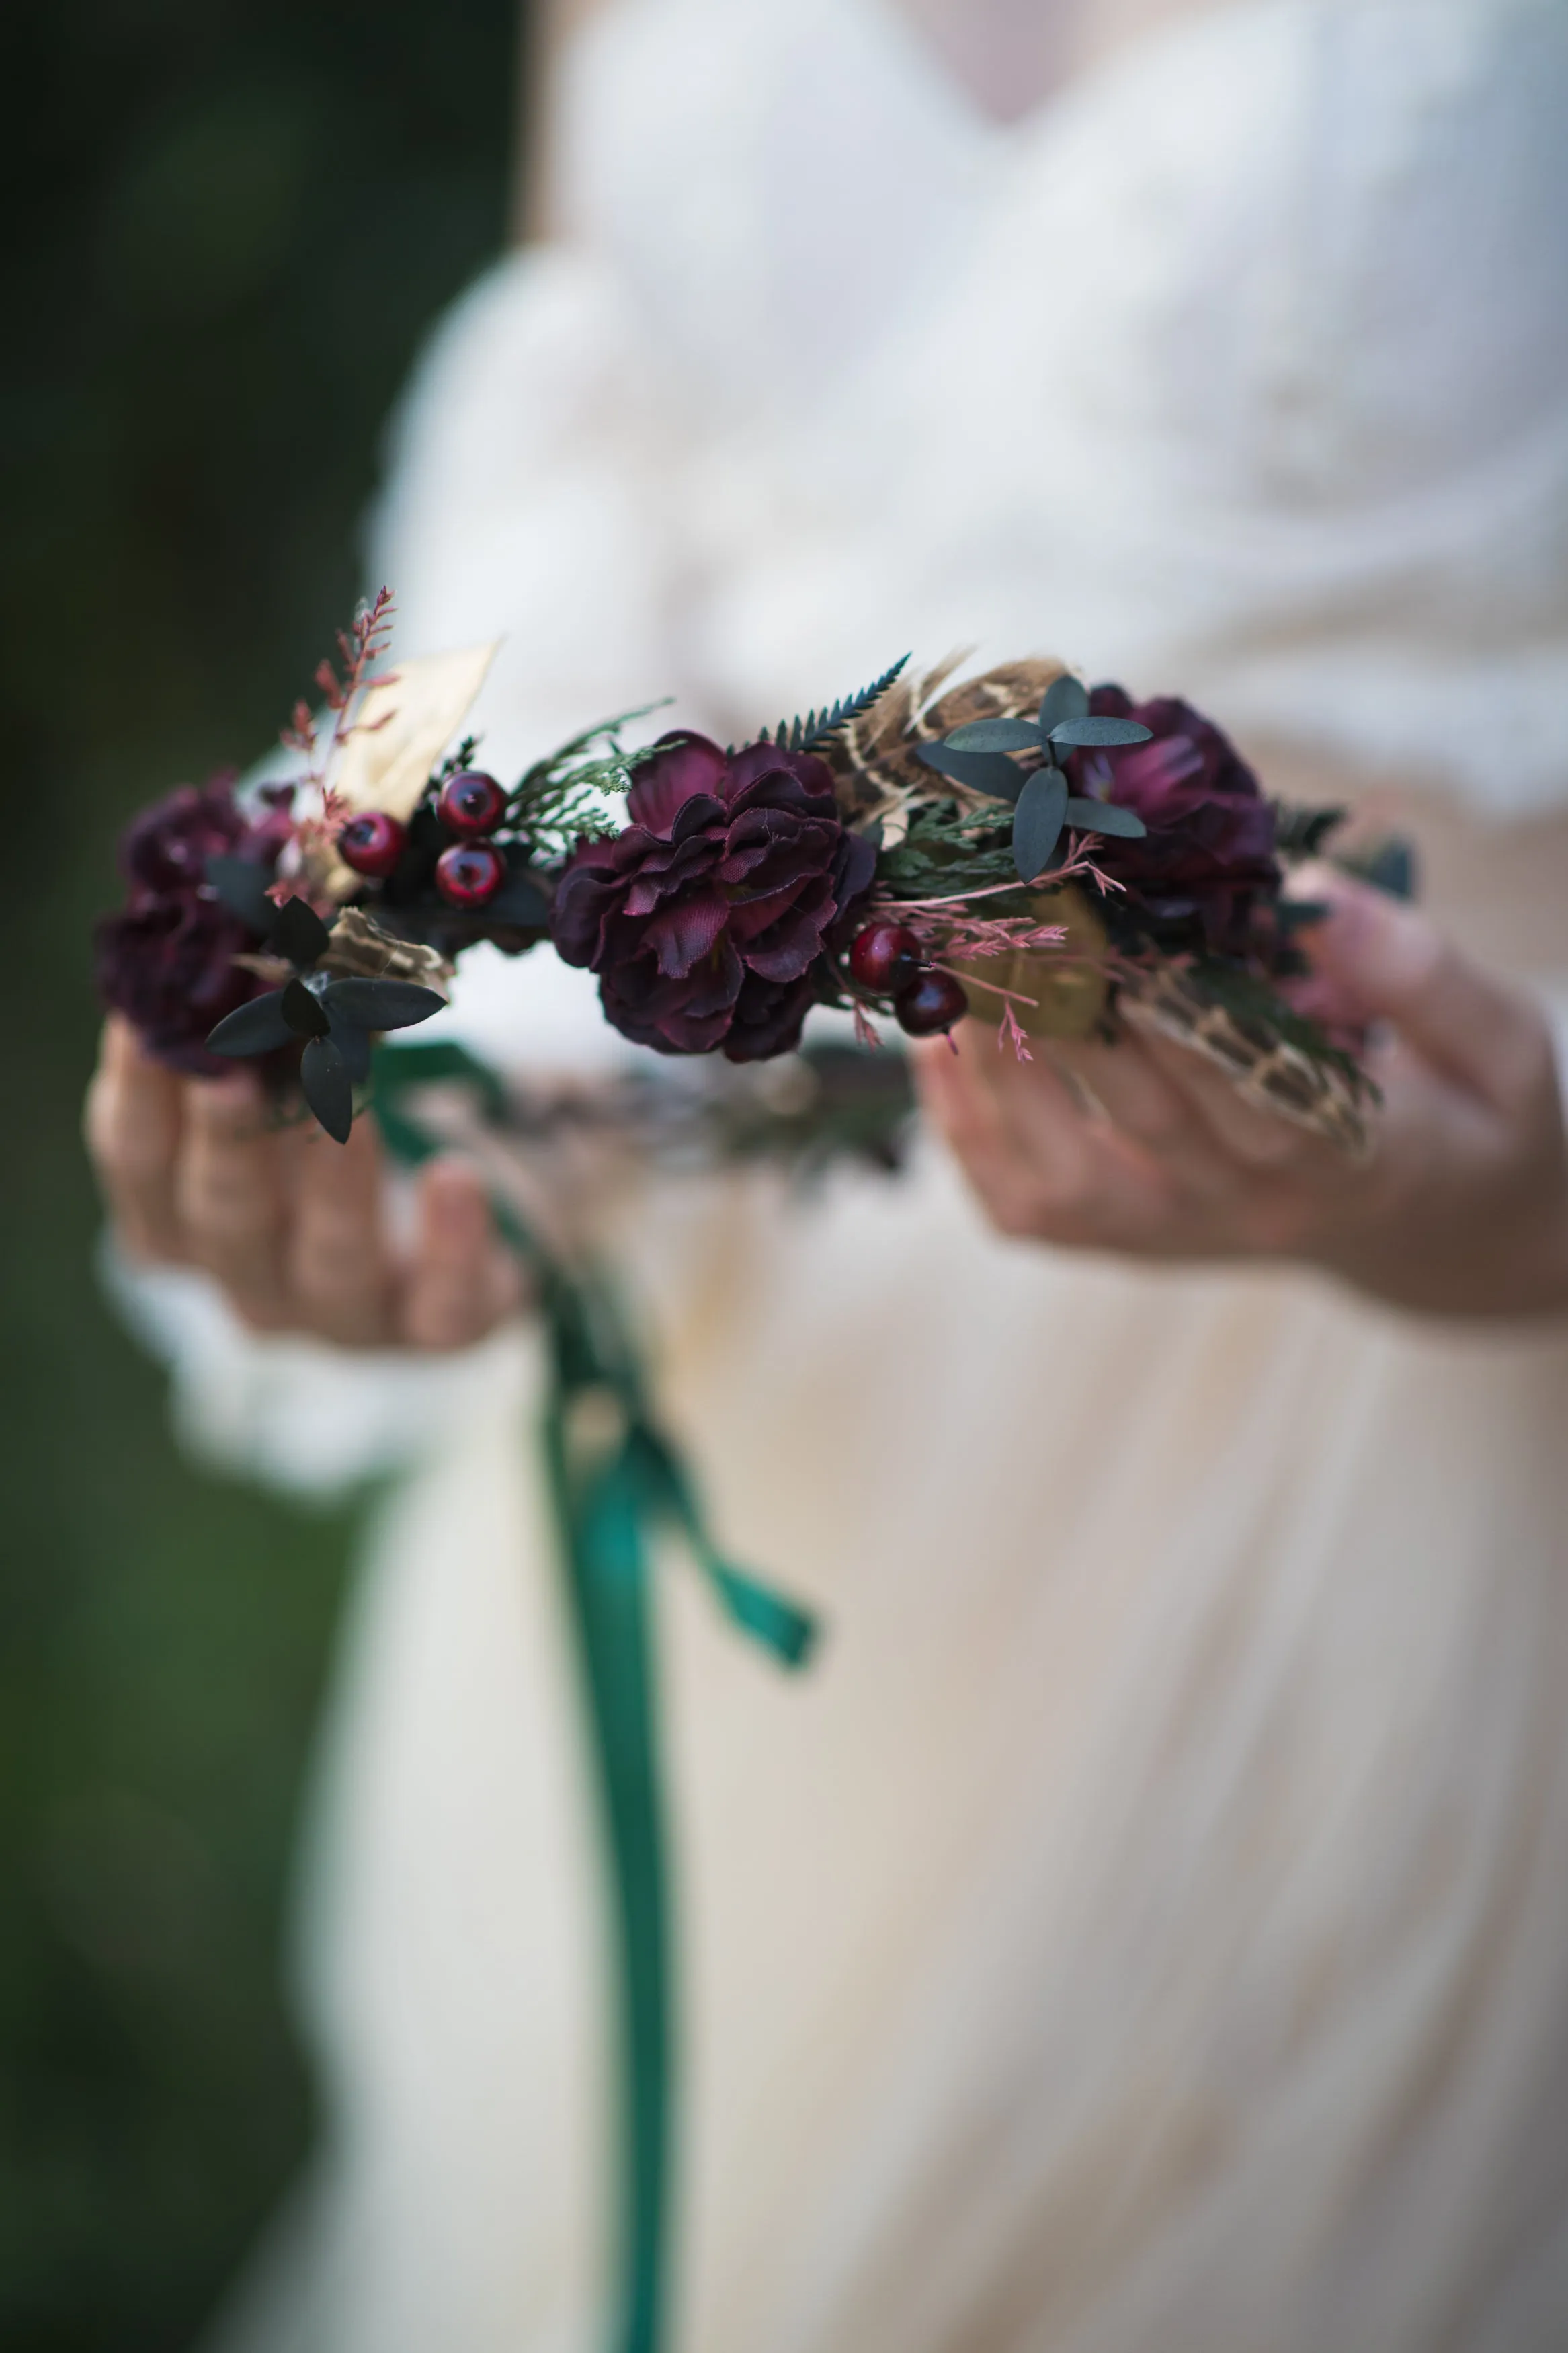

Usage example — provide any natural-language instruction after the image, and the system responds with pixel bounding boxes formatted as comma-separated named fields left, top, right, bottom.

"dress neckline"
left=855, top=0, right=1288, bottom=147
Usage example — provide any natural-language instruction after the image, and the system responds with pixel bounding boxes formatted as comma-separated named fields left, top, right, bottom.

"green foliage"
left=0, top=0, right=516, bottom=2344
left=1012, top=769, right=1068, bottom=881
left=1270, top=799, right=1346, bottom=857
left=759, top=654, right=909, bottom=754
left=514, top=703, right=674, bottom=856
left=876, top=800, right=1020, bottom=901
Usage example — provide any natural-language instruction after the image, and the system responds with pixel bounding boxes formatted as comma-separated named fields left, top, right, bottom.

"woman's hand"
left=915, top=870, right=1568, bottom=1319
left=85, top=1016, right=526, bottom=1349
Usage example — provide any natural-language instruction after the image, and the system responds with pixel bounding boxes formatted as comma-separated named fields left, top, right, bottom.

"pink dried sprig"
left=907, top=911, right=1067, bottom=961
left=1065, top=840, right=1131, bottom=901
left=278, top=586, right=399, bottom=792
left=287, top=783, right=355, bottom=872
left=876, top=836, right=1116, bottom=922
left=999, top=1000, right=1033, bottom=1062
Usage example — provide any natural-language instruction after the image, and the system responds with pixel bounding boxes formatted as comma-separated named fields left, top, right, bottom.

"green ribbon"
left=370, top=1041, right=817, bottom=2353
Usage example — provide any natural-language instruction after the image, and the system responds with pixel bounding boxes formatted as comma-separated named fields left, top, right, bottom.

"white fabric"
left=186, top=4, right=1568, bottom=2350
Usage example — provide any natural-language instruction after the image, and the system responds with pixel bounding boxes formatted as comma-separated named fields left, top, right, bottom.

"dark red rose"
left=95, top=779, right=285, bottom=1075
left=1069, top=688, right=1279, bottom=954
left=551, top=731, right=872, bottom=1060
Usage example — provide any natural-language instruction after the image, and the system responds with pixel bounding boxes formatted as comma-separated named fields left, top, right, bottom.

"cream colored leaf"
left=316, top=639, right=499, bottom=897
left=335, top=639, right=500, bottom=819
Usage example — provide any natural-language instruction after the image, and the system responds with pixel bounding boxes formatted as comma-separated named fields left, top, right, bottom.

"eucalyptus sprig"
left=915, top=674, right=1154, bottom=881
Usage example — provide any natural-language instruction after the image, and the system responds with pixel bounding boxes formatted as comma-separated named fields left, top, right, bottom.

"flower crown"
left=97, top=592, right=1382, bottom=1152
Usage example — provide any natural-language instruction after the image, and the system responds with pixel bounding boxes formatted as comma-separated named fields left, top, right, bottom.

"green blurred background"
left=1, top=3, right=518, bottom=2342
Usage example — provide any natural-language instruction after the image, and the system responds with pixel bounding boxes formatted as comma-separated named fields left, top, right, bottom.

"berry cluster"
left=339, top=770, right=511, bottom=908
left=846, top=922, right=968, bottom=1037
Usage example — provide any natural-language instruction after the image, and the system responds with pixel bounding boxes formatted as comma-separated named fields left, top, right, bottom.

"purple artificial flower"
left=551, top=731, right=873, bottom=1060
left=95, top=779, right=287, bottom=1075
left=1070, top=688, right=1280, bottom=954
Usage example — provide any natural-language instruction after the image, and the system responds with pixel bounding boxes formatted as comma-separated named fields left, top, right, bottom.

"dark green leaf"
left=1270, top=799, right=1346, bottom=856
left=321, top=979, right=446, bottom=1031
left=300, top=1035, right=354, bottom=1143
left=1063, top=795, right=1147, bottom=839
left=268, top=893, right=332, bottom=967
left=206, top=990, right=291, bottom=1057
left=280, top=977, right=330, bottom=1038
left=1012, top=770, right=1068, bottom=881
left=204, top=854, right=274, bottom=932
left=326, top=1008, right=372, bottom=1084
left=764, top=655, right=911, bottom=752
left=945, top=717, right=1042, bottom=753
left=1275, top=898, right=1330, bottom=932
left=1038, top=676, right=1089, bottom=734
left=915, top=740, right=1026, bottom=802
left=856, top=817, right=885, bottom=852
left=1047, top=716, right=1154, bottom=748
left=487, top=867, right=551, bottom=925
left=1362, top=839, right=1417, bottom=901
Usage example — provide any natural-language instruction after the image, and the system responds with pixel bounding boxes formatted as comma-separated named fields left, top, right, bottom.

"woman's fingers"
left=1039, top=1028, right=1245, bottom=1205
left=918, top=1026, right=1187, bottom=1247
left=401, top=1157, right=524, bottom=1349
left=85, top=1017, right=186, bottom=1261
left=1121, top=1006, right=1342, bottom=1176
left=1294, top=865, right=1554, bottom=1111
left=285, top=1113, right=395, bottom=1346
left=175, top=1069, right=290, bottom=1326
left=88, top=1020, right=526, bottom=1348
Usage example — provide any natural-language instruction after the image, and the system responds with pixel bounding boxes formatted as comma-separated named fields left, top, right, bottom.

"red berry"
left=434, top=841, right=505, bottom=908
left=895, top=969, right=969, bottom=1037
left=848, top=921, right=921, bottom=994
left=337, top=810, right=407, bottom=879
left=436, top=770, right=507, bottom=837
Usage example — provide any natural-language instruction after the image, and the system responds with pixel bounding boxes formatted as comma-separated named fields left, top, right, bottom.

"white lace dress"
left=136, top=3, right=1568, bottom=2347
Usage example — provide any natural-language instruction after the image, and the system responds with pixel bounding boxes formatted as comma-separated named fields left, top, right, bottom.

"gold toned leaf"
left=316, top=639, right=499, bottom=895
left=336, top=640, right=500, bottom=817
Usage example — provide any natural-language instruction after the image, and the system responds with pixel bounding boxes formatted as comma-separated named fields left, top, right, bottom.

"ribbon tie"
left=372, top=1041, right=817, bottom=2353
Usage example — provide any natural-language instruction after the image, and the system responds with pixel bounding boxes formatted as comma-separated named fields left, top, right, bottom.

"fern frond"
left=759, top=655, right=911, bottom=753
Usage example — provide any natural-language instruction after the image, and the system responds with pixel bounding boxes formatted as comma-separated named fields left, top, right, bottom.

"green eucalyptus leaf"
left=321, top=979, right=446, bottom=1031
left=300, top=1035, right=353, bottom=1144
left=206, top=991, right=291, bottom=1057
left=204, top=854, right=274, bottom=932
left=268, top=893, right=333, bottom=968
left=1362, top=839, right=1417, bottom=901
left=945, top=717, right=1042, bottom=754
left=488, top=867, right=551, bottom=925
left=1063, top=795, right=1147, bottom=839
left=915, top=740, right=1026, bottom=803
left=1038, top=676, right=1089, bottom=734
left=280, top=976, right=331, bottom=1039
left=1048, top=716, right=1155, bottom=749
left=1012, top=769, right=1068, bottom=882
left=1275, top=898, right=1330, bottom=932
left=326, top=1007, right=372, bottom=1085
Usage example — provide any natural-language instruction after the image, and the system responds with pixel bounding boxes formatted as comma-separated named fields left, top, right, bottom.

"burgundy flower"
left=551, top=731, right=872, bottom=1060
left=1069, top=688, right=1279, bottom=954
left=95, top=779, right=286, bottom=1075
